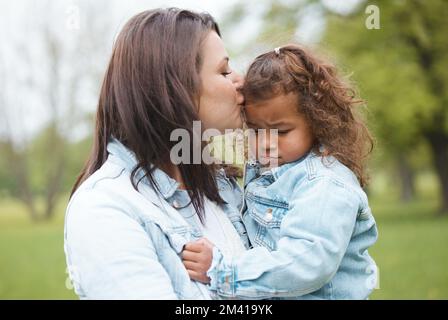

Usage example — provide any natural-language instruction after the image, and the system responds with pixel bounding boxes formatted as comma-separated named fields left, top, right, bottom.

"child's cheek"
left=280, top=134, right=305, bottom=162
left=278, top=137, right=292, bottom=160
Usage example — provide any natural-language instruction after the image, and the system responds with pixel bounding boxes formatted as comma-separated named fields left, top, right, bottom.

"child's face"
left=245, top=92, right=314, bottom=167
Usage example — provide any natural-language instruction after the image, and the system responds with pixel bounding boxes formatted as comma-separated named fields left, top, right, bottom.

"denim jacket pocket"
left=144, top=221, right=189, bottom=253
left=246, top=193, right=289, bottom=251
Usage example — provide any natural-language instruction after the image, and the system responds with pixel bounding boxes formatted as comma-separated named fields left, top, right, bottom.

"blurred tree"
left=0, top=1, right=110, bottom=221
left=323, top=0, right=448, bottom=213
left=223, top=0, right=448, bottom=213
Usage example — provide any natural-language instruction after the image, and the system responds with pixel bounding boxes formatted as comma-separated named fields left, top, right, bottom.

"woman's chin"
left=232, top=116, right=244, bottom=130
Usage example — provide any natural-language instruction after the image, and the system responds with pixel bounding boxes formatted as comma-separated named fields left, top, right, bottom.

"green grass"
left=0, top=193, right=447, bottom=299
left=0, top=197, right=76, bottom=299
left=369, top=198, right=448, bottom=299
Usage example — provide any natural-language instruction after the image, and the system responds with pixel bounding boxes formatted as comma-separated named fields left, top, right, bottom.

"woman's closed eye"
left=221, top=70, right=232, bottom=77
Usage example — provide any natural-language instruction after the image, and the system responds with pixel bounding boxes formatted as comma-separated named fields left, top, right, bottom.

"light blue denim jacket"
left=64, top=138, right=250, bottom=299
left=207, top=151, right=379, bottom=299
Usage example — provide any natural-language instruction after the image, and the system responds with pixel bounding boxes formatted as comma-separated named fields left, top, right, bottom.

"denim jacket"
left=207, top=151, right=379, bottom=299
left=64, top=138, right=250, bottom=299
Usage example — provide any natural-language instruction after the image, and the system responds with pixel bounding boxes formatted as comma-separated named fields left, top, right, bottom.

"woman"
left=64, top=8, right=249, bottom=299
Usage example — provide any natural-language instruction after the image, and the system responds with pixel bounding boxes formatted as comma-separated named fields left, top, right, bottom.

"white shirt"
left=198, top=197, right=246, bottom=258
left=193, top=197, right=246, bottom=298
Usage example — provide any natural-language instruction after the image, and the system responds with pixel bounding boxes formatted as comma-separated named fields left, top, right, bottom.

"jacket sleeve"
left=206, top=176, right=360, bottom=299
left=64, top=189, right=178, bottom=299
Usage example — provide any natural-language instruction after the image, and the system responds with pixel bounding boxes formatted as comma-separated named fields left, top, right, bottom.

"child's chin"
left=259, top=157, right=283, bottom=168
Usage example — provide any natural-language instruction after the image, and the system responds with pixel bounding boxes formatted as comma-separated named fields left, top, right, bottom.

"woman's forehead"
left=201, top=31, right=229, bottom=66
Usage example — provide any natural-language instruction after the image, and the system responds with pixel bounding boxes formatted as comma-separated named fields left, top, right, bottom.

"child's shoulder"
left=277, top=153, right=368, bottom=208
left=279, top=151, right=362, bottom=192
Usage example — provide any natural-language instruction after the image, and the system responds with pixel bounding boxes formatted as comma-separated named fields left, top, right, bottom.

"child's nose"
left=259, top=130, right=278, bottom=152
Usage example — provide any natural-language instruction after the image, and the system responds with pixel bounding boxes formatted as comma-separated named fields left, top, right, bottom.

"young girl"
left=181, top=44, right=378, bottom=299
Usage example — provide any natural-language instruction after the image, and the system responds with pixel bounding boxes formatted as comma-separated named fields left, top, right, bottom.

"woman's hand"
left=182, top=238, right=214, bottom=284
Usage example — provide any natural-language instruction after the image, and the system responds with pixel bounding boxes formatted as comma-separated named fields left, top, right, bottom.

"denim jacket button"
left=172, top=200, right=180, bottom=209
left=265, top=208, right=273, bottom=221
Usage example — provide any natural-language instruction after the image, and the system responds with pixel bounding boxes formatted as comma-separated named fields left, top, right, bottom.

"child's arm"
left=182, top=176, right=361, bottom=299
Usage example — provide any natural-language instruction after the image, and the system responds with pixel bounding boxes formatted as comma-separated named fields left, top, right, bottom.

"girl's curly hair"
left=243, top=44, right=373, bottom=187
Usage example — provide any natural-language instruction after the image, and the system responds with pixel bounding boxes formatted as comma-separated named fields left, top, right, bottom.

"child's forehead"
left=246, top=92, right=299, bottom=110
left=245, top=92, right=300, bottom=124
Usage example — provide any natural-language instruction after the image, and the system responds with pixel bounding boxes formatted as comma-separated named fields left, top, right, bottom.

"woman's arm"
left=65, top=190, right=178, bottom=299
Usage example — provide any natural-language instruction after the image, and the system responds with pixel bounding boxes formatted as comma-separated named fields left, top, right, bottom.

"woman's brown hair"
left=71, top=8, right=226, bottom=222
left=243, top=44, right=373, bottom=187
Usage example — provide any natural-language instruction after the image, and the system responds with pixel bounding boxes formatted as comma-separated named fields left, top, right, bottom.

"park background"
left=1, top=0, right=447, bottom=299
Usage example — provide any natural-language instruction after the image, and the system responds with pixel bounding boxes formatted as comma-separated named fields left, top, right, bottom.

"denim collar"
left=106, top=138, right=179, bottom=199
left=262, top=149, right=316, bottom=180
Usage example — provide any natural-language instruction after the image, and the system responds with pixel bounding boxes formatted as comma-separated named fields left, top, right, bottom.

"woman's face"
left=198, top=31, right=244, bottom=133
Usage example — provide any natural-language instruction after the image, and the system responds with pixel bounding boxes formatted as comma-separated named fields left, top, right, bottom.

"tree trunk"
left=22, top=190, right=39, bottom=222
left=427, top=132, right=448, bottom=214
left=43, top=157, right=65, bottom=220
left=397, top=154, right=415, bottom=202
left=6, top=144, right=39, bottom=222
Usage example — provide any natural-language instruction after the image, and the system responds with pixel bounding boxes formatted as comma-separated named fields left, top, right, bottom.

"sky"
left=0, top=0, right=247, bottom=144
left=0, top=0, right=361, bottom=145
